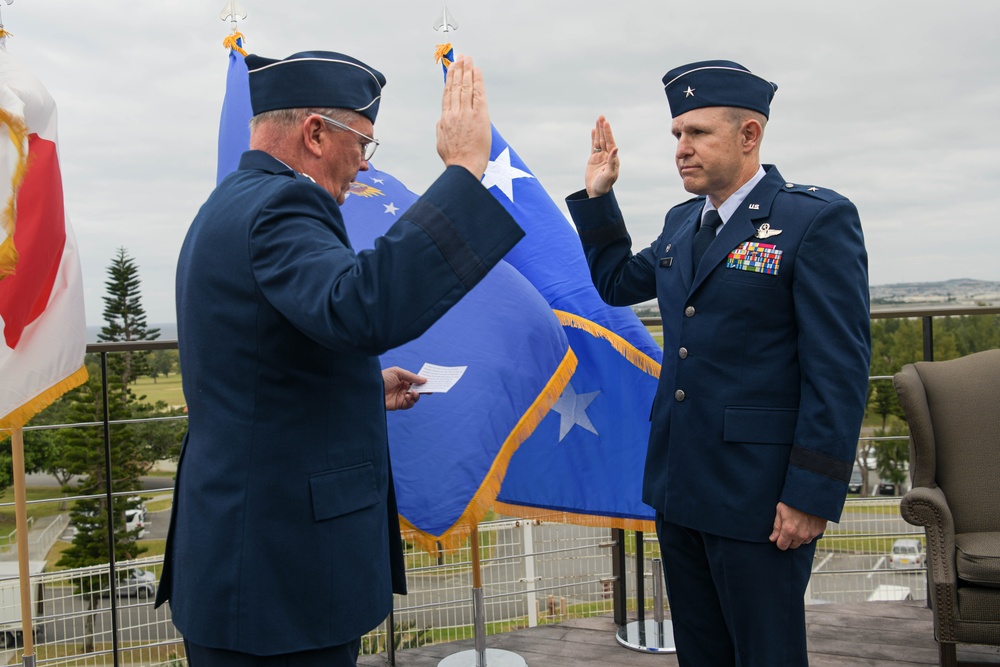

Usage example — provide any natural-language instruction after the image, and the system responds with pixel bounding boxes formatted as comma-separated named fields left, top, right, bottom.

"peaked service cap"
left=245, top=51, right=386, bottom=122
left=662, top=60, right=777, bottom=119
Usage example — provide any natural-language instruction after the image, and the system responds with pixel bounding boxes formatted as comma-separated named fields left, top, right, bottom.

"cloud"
left=4, top=0, right=998, bottom=324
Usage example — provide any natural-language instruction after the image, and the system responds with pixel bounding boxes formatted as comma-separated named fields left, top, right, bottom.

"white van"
left=125, top=508, right=147, bottom=538
left=888, top=538, right=923, bottom=569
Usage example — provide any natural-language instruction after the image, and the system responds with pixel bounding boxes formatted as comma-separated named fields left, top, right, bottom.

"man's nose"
left=675, top=137, right=692, bottom=159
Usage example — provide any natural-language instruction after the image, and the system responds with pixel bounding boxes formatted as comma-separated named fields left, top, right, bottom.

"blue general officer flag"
left=484, top=128, right=662, bottom=529
left=216, top=36, right=251, bottom=185
left=214, top=47, right=574, bottom=552
left=435, top=44, right=661, bottom=528
left=339, top=171, right=574, bottom=548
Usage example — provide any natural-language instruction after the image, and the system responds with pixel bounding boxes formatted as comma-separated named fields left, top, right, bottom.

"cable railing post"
left=922, top=316, right=934, bottom=361
left=100, top=352, right=122, bottom=667
left=635, top=531, right=645, bottom=626
left=611, top=528, right=626, bottom=626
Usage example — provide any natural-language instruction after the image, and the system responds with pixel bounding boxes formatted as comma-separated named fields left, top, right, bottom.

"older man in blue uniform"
left=567, top=61, right=870, bottom=665
left=156, top=52, right=523, bottom=666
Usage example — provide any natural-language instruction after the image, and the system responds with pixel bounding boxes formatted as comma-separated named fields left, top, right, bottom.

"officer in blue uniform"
left=567, top=61, right=870, bottom=665
left=156, top=52, right=523, bottom=666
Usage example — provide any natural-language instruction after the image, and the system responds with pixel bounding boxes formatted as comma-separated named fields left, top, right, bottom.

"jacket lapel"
left=690, top=165, right=784, bottom=293
left=675, top=206, right=701, bottom=293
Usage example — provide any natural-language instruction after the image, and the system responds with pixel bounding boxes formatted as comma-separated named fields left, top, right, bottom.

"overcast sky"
left=4, top=0, right=998, bottom=326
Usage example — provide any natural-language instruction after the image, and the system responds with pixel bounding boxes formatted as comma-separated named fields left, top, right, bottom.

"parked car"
left=125, top=508, right=147, bottom=538
left=848, top=466, right=864, bottom=494
left=120, top=567, right=156, bottom=598
left=888, top=538, right=923, bottom=570
left=876, top=481, right=897, bottom=496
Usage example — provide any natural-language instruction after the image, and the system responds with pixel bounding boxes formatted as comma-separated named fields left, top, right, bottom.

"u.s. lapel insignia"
left=755, top=222, right=782, bottom=239
left=659, top=243, right=673, bottom=267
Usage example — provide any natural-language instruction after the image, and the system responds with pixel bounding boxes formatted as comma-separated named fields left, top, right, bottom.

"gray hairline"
left=726, top=107, right=768, bottom=131
left=249, top=107, right=363, bottom=132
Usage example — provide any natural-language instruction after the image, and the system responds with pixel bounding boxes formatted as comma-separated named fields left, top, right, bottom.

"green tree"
left=99, top=247, right=160, bottom=386
left=55, top=372, right=149, bottom=652
left=149, top=349, right=177, bottom=383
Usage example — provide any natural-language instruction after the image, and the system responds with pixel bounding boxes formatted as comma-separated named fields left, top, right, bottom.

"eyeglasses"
left=316, top=114, right=379, bottom=161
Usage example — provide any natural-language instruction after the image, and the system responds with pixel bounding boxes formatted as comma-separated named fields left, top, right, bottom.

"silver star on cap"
left=684, top=86, right=696, bottom=97
left=808, top=187, right=819, bottom=192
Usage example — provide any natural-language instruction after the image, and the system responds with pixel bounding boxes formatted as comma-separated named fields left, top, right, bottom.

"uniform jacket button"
left=684, top=306, right=696, bottom=317
left=678, top=347, right=688, bottom=359
left=674, top=389, right=686, bottom=401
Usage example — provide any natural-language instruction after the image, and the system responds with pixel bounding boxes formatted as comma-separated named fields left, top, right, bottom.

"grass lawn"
left=0, top=487, right=74, bottom=531
left=46, top=538, right=166, bottom=571
left=132, top=373, right=186, bottom=408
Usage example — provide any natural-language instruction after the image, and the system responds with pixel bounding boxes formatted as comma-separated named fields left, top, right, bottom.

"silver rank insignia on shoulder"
left=755, top=223, right=782, bottom=239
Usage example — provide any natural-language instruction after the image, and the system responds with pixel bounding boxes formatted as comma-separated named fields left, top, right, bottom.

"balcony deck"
left=359, top=601, right=1000, bottom=666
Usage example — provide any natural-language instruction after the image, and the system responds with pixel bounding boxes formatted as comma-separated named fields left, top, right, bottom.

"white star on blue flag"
left=481, top=147, right=534, bottom=202
left=552, top=382, right=600, bottom=441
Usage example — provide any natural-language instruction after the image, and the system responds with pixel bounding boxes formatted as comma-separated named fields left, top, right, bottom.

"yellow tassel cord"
left=399, top=346, right=579, bottom=556
left=0, top=365, right=89, bottom=441
left=433, top=43, right=453, bottom=69
left=0, top=29, right=11, bottom=41
left=222, top=31, right=248, bottom=56
left=0, top=106, right=29, bottom=280
left=554, top=310, right=662, bottom=379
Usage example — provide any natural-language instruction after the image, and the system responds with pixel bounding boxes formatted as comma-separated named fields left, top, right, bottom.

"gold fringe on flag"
left=398, top=345, right=579, bottom=556
left=434, top=43, right=453, bottom=69
left=0, top=365, right=89, bottom=440
left=491, top=312, right=663, bottom=532
left=554, top=310, right=662, bottom=379
left=0, top=29, right=12, bottom=41
left=491, top=502, right=656, bottom=534
left=0, top=106, right=29, bottom=280
left=222, top=31, right=248, bottom=56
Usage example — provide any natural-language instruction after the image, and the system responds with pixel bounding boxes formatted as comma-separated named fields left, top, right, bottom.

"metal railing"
left=4, top=304, right=997, bottom=665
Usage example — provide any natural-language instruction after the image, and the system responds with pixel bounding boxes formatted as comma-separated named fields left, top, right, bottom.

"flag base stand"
left=438, top=527, right=528, bottom=667
left=615, top=619, right=677, bottom=654
left=438, top=648, right=527, bottom=667
left=615, top=556, right=676, bottom=655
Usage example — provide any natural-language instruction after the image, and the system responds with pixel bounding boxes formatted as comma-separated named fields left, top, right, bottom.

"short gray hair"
left=249, top=107, right=362, bottom=132
left=726, top=107, right=768, bottom=132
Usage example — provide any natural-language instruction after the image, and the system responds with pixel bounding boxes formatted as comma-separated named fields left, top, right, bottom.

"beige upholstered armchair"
left=893, top=349, right=1000, bottom=667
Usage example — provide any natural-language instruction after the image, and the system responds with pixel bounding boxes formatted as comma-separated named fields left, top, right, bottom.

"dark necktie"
left=691, top=209, right=723, bottom=268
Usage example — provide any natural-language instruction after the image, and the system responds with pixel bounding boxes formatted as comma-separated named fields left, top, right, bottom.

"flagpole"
left=614, top=544, right=676, bottom=654
left=11, top=427, right=37, bottom=667
left=438, top=525, right=526, bottom=667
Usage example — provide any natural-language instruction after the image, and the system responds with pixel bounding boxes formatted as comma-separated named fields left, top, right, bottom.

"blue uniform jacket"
left=157, top=151, right=523, bottom=654
left=567, top=165, right=870, bottom=542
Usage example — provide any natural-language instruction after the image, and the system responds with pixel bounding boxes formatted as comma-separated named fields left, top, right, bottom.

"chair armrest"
left=901, top=486, right=959, bottom=633
left=901, top=486, right=956, bottom=574
left=901, top=486, right=953, bottom=532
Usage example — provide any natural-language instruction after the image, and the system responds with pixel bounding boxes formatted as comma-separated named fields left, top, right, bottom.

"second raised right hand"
left=586, top=115, right=620, bottom=198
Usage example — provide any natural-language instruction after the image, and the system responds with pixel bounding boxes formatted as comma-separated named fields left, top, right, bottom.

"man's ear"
left=303, top=115, right=325, bottom=157
left=741, top=118, right=763, bottom=154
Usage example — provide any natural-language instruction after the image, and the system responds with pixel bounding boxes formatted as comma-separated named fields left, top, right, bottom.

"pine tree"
left=55, top=372, right=148, bottom=652
left=99, top=247, right=160, bottom=386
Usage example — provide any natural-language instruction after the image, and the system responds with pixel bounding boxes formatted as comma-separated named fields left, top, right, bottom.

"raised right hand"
left=436, top=55, right=492, bottom=180
left=586, top=115, right=620, bottom=198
